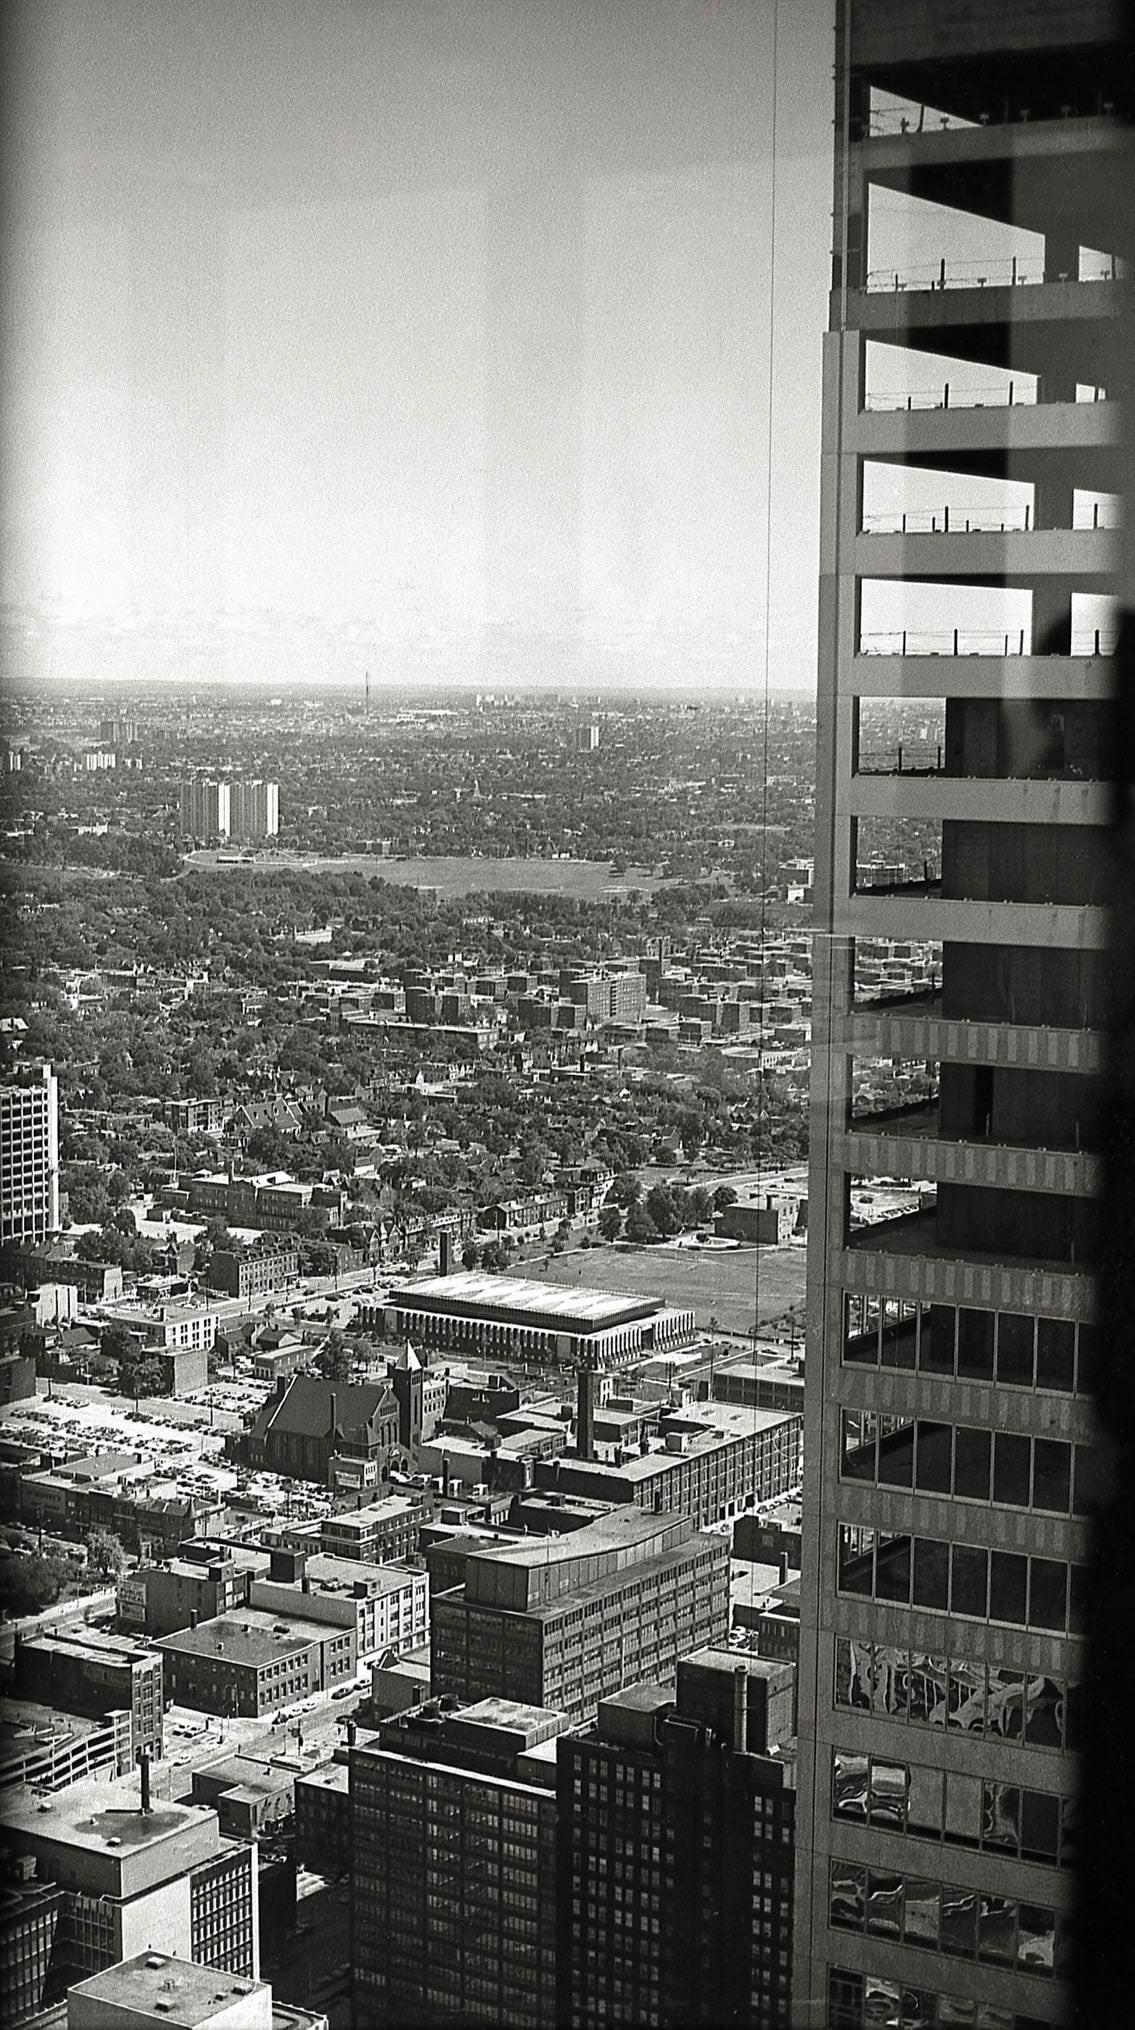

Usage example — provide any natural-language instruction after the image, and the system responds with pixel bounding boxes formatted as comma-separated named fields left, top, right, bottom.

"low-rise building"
left=190, top=1752, right=299, bottom=1844
left=153, top=1610, right=355, bottom=1719
left=537, top=1399, right=802, bottom=1530
left=0, top=1699, right=134, bottom=1795
left=117, top=1541, right=263, bottom=1638
left=12, top=1629, right=163, bottom=1761
left=318, top=1494, right=422, bottom=1565
left=293, top=1763, right=351, bottom=1878
left=208, top=1243, right=299, bottom=1303
left=234, top=1375, right=398, bottom=1487
left=67, top=1952, right=272, bottom=2030
left=248, top=1550, right=428, bottom=1664
left=372, top=1270, right=695, bottom=1372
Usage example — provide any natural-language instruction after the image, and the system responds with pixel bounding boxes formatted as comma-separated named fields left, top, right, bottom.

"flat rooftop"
left=389, top=1269, right=663, bottom=1331
left=69, top=1952, right=268, bottom=2026
left=154, top=1610, right=329, bottom=1666
left=2, top=1775, right=212, bottom=1853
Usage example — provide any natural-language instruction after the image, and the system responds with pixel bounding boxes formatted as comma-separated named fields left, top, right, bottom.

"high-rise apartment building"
left=351, top=1696, right=565, bottom=2028
left=179, top=779, right=231, bottom=840
left=557, top=1649, right=796, bottom=2030
left=796, top=5, right=1121, bottom=2027
left=0, top=1062, right=59, bottom=1245
left=229, top=779, right=280, bottom=842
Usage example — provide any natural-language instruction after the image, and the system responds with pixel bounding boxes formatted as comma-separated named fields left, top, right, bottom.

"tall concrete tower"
left=794, top=5, right=1123, bottom=2025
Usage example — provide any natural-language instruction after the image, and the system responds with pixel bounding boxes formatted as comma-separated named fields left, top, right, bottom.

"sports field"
left=532, top=1238, right=807, bottom=1339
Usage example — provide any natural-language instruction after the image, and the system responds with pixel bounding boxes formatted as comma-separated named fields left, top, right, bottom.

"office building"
left=0, top=1858, right=66, bottom=2027
left=12, top=1628, right=164, bottom=1761
left=431, top=1508, right=730, bottom=1721
left=1, top=1773, right=259, bottom=1994
left=153, top=1608, right=355, bottom=1718
left=0, top=1062, right=59, bottom=1245
left=557, top=1649, right=796, bottom=2029
left=117, top=1540, right=259, bottom=1638
left=537, top=1397, right=802, bottom=1529
left=229, top=780, right=280, bottom=843
left=319, top=1492, right=422, bottom=1565
left=247, top=1548, right=428, bottom=1662
left=795, top=5, right=1119, bottom=2026
left=179, top=780, right=231, bottom=841
left=350, top=1696, right=567, bottom=2028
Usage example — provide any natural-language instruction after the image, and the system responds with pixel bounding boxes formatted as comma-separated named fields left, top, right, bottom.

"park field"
left=531, top=1238, right=807, bottom=1340
left=189, top=850, right=658, bottom=900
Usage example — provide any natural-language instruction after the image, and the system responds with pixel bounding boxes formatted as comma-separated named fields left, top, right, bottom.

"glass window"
left=950, top=1545, right=988, bottom=1619
left=829, top=1860, right=865, bottom=1931
left=1023, top=1674, right=1063, bottom=1750
left=834, top=1636, right=856, bottom=1708
left=844, top=1293, right=878, bottom=1364
left=914, top=1420, right=952, bottom=1494
left=877, top=1416, right=915, bottom=1488
left=947, top=1658, right=985, bottom=1733
left=941, top=1885, right=979, bottom=1959
left=907, top=1653, right=947, bottom=1725
left=832, top=1752, right=869, bottom=1821
left=977, top=1897, right=1017, bottom=1969
left=957, top=1308, right=994, bottom=1381
left=1017, top=1904, right=1055, bottom=1977
left=1076, top=1321, right=1099, bottom=1390
left=1036, top=1318, right=1075, bottom=1392
left=875, top=1534, right=911, bottom=1604
left=841, top=1410, right=876, bottom=1480
left=838, top=1526, right=874, bottom=1596
left=1072, top=1443, right=1102, bottom=1516
left=1020, top=1789, right=1060, bottom=1865
left=865, top=1870, right=903, bottom=1939
left=996, top=1313, right=1035, bottom=1387
left=906, top=1764, right=944, bottom=1837
left=954, top=1427, right=991, bottom=1500
left=981, top=1781, right=1021, bottom=1854
left=1029, top=1559, right=1068, bottom=1632
left=987, top=1668, right=1025, bottom=1739
left=989, top=1552, right=1028, bottom=1626
left=912, top=1538, right=949, bottom=1612
left=944, top=1772, right=982, bottom=1847
left=1032, top=1439, right=1070, bottom=1512
left=869, top=1759, right=907, bottom=1829
left=880, top=1298, right=916, bottom=1368
left=992, top=1432, right=1031, bottom=1507
left=920, top=1303, right=956, bottom=1375
left=903, top=1878, right=940, bottom=1948
left=876, top=1645, right=908, bottom=1718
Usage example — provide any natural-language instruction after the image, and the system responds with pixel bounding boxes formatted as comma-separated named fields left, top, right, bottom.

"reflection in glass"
left=1017, top=1903, right=1055, bottom=1976
left=832, top=1751, right=869, bottom=1820
left=829, top=1859, right=866, bottom=1930
left=1023, top=1673, right=1063, bottom=1748
left=866, top=1869, right=903, bottom=1938
left=869, top=1759, right=907, bottom=1828
left=975, top=2008, right=1014, bottom=2029
left=875, top=1533, right=912, bottom=1604
left=977, top=1895, right=1016, bottom=1968
left=987, top=1668, right=1025, bottom=1738
left=938, top=2002, right=976, bottom=2028
left=861, top=1978, right=902, bottom=2027
left=878, top=1415, right=915, bottom=1486
left=981, top=1781, right=1021, bottom=1853
left=877, top=1645, right=909, bottom=1718
left=947, top=1657, right=985, bottom=1732
left=903, top=1877, right=940, bottom=1948
left=941, top=1885, right=979, bottom=1958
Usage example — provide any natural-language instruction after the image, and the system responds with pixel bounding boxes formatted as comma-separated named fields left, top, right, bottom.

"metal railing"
left=863, top=381, right=1042, bottom=412
left=861, top=503, right=1118, bottom=536
left=857, top=629, right=1118, bottom=658
left=865, top=254, right=1120, bottom=294
left=864, top=96, right=1118, bottom=138
left=857, top=743, right=944, bottom=775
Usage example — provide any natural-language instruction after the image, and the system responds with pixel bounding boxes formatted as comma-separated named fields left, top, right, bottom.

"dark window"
left=1024, top=1676, right=1064, bottom=1750
left=950, top=1544, right=988, bottom=1618
left=957, top=1308, right=994, bottom=1381
left=981, top=1781, right=1021, bottom=1853
left=992, top=1432, right=1031, bottom=1507
left=1032, top=1439, right=1070, bottom=1512
left=1021, top=1790, right=1060, bottom=1865
left=875, top=1534, right=912, bottom=1604
left=829, top=1861, right=865, bottom=1931
left=920, top=1303, right=956, bottom=1375
left=990, top=1553, right=1028, bottom=1625
left=912, top=1538, right=949, bottom=1611
left=1029, top=1559, right=1068, bottom=1632
left=914, top=1420, right=952, bottom=1494
left=996, top=1313, right=1035, bottom=1387
left=977, top=1895, right=1017, bottom=1967
left=1076, top=1322, right=1099, bottom=1390
left=954, top=1426, right=991, bottom=1500
left=841, top=1411, right=875, bottom=1481
left=1036, top=1318, right=1075, bottom=1392
left=878, top=1418, right=914, bottom=1488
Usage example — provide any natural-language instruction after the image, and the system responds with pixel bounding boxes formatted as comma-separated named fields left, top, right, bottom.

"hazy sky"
left=2, top=0, right=835, bottom=689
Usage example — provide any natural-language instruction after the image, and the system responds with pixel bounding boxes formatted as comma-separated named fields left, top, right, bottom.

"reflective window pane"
left=989, top=1552, right=1028, bottom=1626
left=996, top=1312, right=1035, bottom=1387
left=912, top=1538, right=949, bottom=1612
left=875, top=1533, right=911, bottom=1604
left=841, top=1409, right=876, bottom=1480
left=957, top=1308, right=994, bottom=1381
left=920, top=1302, right=956, bottom=1375
left=914, top=1419, right=952, bottom=1494
left=981, top=1781, right=1020, bottom=1854
left=941, top=1885, right=979, bottom=1958
left=977, top=1896, right=1017, bottom=1969
left=1017, top=1903, right=1055, bottom=1977
left=992, top=1431, right=1030, bottom=1507
left=832, top=1752, right=869, bottom=1820
left=947, top=1658, right=986, bottom=1733
left=829, top=1859, right=866, bottom=1931
left=868, top=1759, right=907, bottom=1829
left=865, top=1870, right=903, bottom=1939
left=1023, top=1674, right=1063, bottom=1750
left=950, top=1544, right=988, bottom=1618
left=878, top=1416, right=915, bottom=1487
left=903, top=1879, right=940, bottom=1950
left=876, top=1645, right=909, bottom=1719
left=907, top=1653, right=948, bottom=1725
left=955, top=1427, right=991, bottom=1500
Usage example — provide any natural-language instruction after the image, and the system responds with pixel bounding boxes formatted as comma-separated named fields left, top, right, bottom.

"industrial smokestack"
left=778, top=1552, right=789, bottom=1585
left=577, top=1360, right=597, bottom=1461
left=140, top=1751, right=152, bottom=1814
left=733, top=1664, right=748, bottom=1755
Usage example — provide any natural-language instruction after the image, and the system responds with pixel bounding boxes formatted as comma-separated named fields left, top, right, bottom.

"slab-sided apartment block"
left=795, top=3, right=1124, bottom=2027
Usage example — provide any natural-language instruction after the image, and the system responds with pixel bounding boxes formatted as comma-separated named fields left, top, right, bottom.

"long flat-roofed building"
left=535, top=1399, right=803, bottom=1530
left=431, top=1508, right=729, bottom=1721
left=67, top=1952, right=271, bottom=2030
left=371, top=1270, right=695, bottom=1370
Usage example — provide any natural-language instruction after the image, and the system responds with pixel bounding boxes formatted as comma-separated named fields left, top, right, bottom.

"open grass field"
left=531, top=1238, right=807, bottom=1338
left=189, top=850, right=659, bottom=899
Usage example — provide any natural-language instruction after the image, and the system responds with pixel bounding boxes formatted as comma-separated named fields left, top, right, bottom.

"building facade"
left=373, top=1270, right=696, bottom=1372
left=795, top=6, right=1119, bottom=2026
left=12, top=1630, right=164, bottom=1761
left=557, top=1651, right=796, bottom=2029
left=0, top=1063, right=59, bottom=1245
left=351, top=1698, right=564, bottom=2029
left=179, top=780, right=231, bottom=840
left=431, top=1509, right=730, bottom=1722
